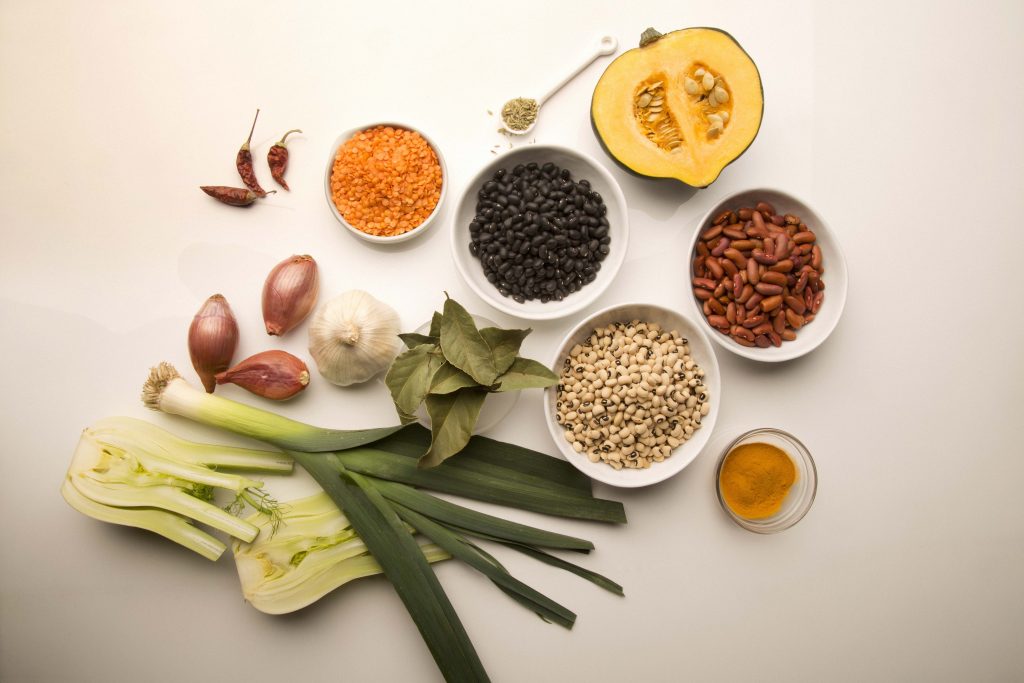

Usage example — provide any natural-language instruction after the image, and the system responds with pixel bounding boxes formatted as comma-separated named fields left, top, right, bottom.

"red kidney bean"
left=734, top=305, right=746, bottom=324
left=738, top=208, right=753, bottom=221
left=696, top=242, right=710, bottom=257
left=693, top=277, right=717, bottom=290
left=781, top=329, right=797, bottom=341
left=755, top=201, right=775, bottom=215
left=812, top=244, right=823, bottom=270
left=694, top=287, right=712, bottom=301
left=775, top=233, right=790, bottom=259
left=761, top=295, right=783, bottom=312
left=729, top=239, right=755, bottom=251
left=764, top=236, right=776, bottom=258
left=785, top=309, right=805, bottom=329
left=797, top=244, right=813, bottom=256
left=785, top=295, right=806, bottom=314
left=745, top=293, right=764, bottom=311
left=701, top=224, right=723, bottom=241
left=804, top=287, right=814, bottom=310
left=754, top=334, right=771, bottom=348
left=713, top=210, right=731, bottom=225
left=711, top=238, right=730, bottom=257
left=703, top=301, right=712, bottom=316
left=737, top=284, right=754, bottom=304
left=752, top=250, right=778, bottom=266
left=784, top=214, right=800, bottom=225
left=705, top=258, right=724, bottom=279
left=812, top=291, right=824, bottom=313
left=724, top=248, right=747, bottom=268
left=731, top=326, right=755, bottom=342
left=772, top=310, right=786, bottom=334
left=732, top=334, right=755, bottom=347
left=721, top=258, right=738, bottom=277
left=726, top=302, right=737, bottom=324
left=707, top=315, right=730, bottom=329
left=714, top=282, right=727, bottom=298
left=793, top=231, right=816, bottom=245
left=742, top=314, right=766, bottom=329
left=755, top=282, right=783, bottom=296
left=732, top=273, right=744, bottom=298
left=751, top=210, right=766, bottom=233
left=804, top=313, right=816, bottom=324
left=794, top=271, right=809, bottom=293
left=745, top=260, right=759, bottom=287
left=770, top=214, right=786, bottom=227
left=752, top=322, right=773, bottom=336
left=723, top=226, right=746, bottom=240
left=768, top=330, right=782, bottom=347
left=707, top=298, right=725, bottom=315
left=760, top=271, right=787, bottom=287
left=769, top=259, right=794, bottom=273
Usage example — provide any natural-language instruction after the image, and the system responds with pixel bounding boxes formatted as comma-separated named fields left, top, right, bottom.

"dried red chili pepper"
left=267, top=129, right=301, bottom=191
left=200, top=185, right=271, bottom=207
left=236, top=109, right=268, bottom=196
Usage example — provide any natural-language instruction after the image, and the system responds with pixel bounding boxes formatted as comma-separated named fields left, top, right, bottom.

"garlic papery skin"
left=308, top=290, right=400, bottom=386
left=188, top=294, right=239, bottom=393
left=262, top=255, right=319, bottom=336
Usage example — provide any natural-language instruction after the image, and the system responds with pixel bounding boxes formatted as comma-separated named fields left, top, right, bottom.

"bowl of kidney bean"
left=451, top=144, right=629, bottom=320
left=688, top=188, right=848, bottom=362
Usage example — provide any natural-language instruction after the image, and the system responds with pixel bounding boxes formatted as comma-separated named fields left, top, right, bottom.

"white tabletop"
left=2, top=1, right=1022, bottom=681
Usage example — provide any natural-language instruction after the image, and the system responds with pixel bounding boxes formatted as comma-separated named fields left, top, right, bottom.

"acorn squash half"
left=591, top=27, right=763, bottom=188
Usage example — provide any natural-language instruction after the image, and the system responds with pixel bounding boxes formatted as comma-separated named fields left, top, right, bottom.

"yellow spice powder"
left=719, top=442, right=797, bottom=519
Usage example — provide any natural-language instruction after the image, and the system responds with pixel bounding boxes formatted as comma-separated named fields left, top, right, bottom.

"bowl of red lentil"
left=324, top=123, right=447, bottom=244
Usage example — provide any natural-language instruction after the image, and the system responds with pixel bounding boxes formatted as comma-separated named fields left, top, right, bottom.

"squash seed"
left=637, top=93, right=653, bottom=108
left=695, top=67, right=706, bottom=78
left=713, top=86, right=729, bottom=103
left=702, top=72, right=715, bottom=92
left=684, top=77, right=700, bottom=95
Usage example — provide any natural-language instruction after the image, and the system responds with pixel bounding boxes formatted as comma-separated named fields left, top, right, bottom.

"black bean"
left=467, top=160, right=611, bottom=303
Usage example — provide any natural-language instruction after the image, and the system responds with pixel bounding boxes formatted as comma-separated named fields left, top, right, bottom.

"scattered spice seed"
left=329, top=126, right=443, bottom=237
left=267, top=129, right=301, bottom=191
left=200, top=185, right=272, bottom=207
left=236, top=109, right=268, bottom=196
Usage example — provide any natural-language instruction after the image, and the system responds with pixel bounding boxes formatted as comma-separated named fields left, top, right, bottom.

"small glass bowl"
left=715, top=428, right=817, bottom=533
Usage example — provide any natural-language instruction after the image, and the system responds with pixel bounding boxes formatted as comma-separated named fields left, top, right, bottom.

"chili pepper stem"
left=274, top=129, right=302, bottom=147
left=241, top=109, right=260, bottom=152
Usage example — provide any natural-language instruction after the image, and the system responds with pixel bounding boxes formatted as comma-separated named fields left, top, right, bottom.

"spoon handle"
left=537, top=35, right=618, bottom=106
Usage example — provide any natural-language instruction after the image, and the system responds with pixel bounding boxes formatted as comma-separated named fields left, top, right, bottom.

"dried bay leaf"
left=493, top=357, right=559, bottom=392
left=420, top=388, right=487, bottom=468
left=430, top=363, right=480, bottom=395
left=439, top=299, right=498, bottom=386
left=399, top=333, right=437, bottom=349
left=385, top=345, right=444, bottom=419
left=479, top=326, right=531, bottom=375
left=429, top=311, right=443, bottom=338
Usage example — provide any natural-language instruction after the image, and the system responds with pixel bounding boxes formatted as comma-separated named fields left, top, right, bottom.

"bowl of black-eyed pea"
left=544, top=302, right=721, bottom=488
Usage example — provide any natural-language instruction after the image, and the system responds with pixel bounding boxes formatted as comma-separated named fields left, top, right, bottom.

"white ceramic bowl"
left=544, top=302, right=721, bottom=488
left=451, top=145, right=629, bottom=321
left=687, top=187, right=849, bottom=362
left=324, top=122, right=448, bottom=244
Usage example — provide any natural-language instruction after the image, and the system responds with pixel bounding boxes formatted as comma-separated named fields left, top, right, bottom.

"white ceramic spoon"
left=500, top=35, right=619, bottom=135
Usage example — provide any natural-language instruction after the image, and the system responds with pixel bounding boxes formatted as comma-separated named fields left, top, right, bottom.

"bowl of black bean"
left=451, top=145, right=629, bottom=320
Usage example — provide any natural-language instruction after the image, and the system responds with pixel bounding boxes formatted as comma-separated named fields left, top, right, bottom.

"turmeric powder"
left=719, top=442, right=796, bottom=519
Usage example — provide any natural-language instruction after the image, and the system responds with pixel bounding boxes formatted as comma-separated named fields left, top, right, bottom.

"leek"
left=62, top=416, right=291, bottom=561
left=232, top=491, right=449, bottom=615
left=142, top=362, right=625, bottom=683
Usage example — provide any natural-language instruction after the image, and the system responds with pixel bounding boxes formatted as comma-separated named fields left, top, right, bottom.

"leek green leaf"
left=479, top=327, right=531, bottom=375
left=439, top=299, right=498, bottom=385
left=290, top=454, right=489, bottom=683
left=421, top=389, right=487, bottom=468
left=385, top=345, right=444, bottom=418
left=429, top=363, right=480, bottom=395
left=494, top=358, right=559, bottom=392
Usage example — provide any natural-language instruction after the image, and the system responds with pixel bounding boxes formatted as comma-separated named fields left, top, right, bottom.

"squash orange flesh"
left=591, top=28, right=763, bottom=187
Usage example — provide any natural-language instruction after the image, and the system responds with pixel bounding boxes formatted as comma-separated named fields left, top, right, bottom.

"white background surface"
left=2, top=1, right=1022, bottom=681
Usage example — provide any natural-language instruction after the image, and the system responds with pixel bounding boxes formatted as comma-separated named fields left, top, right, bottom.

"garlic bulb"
left=308, top=290, right=400, bottom=386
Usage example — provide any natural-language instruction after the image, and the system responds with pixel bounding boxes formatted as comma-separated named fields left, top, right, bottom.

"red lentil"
left=330, top=126, right=443, bottom=237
